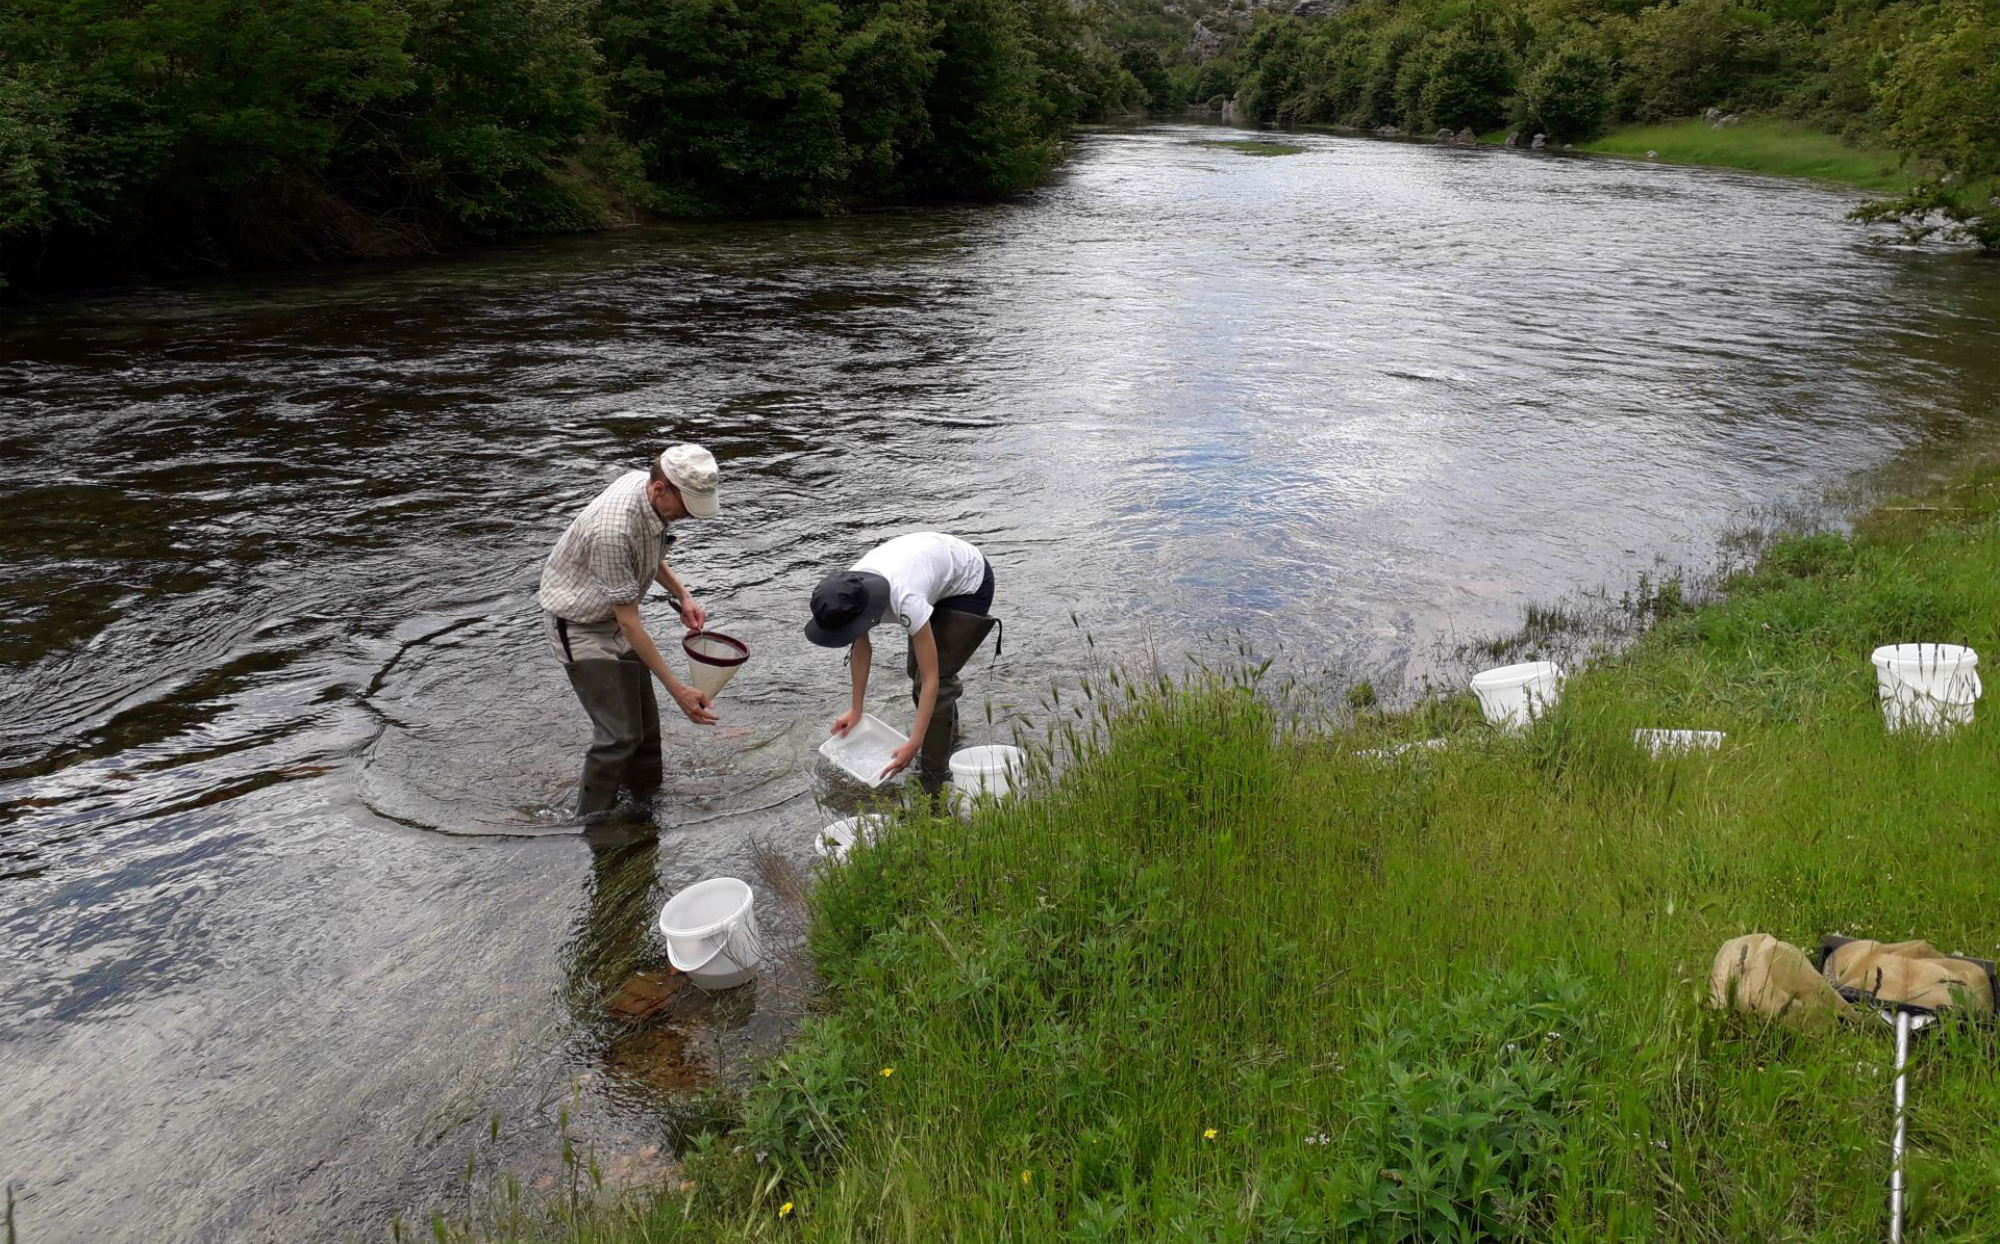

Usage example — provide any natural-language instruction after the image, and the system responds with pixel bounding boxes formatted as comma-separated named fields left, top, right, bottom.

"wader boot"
left=908, top=609, right=999, bottom=796
left=564, top=651, right=664, bottom=817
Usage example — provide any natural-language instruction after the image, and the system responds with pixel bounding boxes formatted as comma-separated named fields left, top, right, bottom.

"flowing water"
left=3, top=122, right=1998, bottom=1241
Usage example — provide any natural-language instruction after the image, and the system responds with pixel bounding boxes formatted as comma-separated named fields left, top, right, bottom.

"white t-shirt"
left=852, top=533, right=986, bottom=636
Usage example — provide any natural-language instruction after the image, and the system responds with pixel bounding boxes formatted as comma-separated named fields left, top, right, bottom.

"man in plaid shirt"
left=540, top=444, right=721, bottom=817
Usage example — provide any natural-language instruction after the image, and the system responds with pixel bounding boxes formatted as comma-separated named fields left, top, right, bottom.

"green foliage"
left=1624, top=0, right=1771, bottom=119
left=1331, top=969, right=1608, bottom=1242
left=1851, top=0, right=2000, bottom=247
left=1120, top=44, right=1175, bottom=111
left=0, top=0, right=1139, bottom=291
left=1519, top=42, right=1614, bottom=140
left=1419, top=23, right=1516, bottom=131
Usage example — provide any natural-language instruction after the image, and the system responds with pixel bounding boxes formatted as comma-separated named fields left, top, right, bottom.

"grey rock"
left=1290, top=0, right=1350, bottom=16
left=1504, top=131, right=1519, bottom=147
left=1718, top=113, right=1741, bottom=128
left=1705, top=107, right=1723, bottom=125
left=1375, top=124, right=1401, bottom=137
left=1434, top=127, right=1455, bottom=143
left=1531, top=133, right=1547, bottom=150
left=1646, top=149, right=1659, bottom=158
left=1456, top=127, right=1475, bottom=144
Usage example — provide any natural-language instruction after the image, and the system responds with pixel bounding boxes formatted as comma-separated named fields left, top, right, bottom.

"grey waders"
left=564, top=649, right=664, bottom=816
left=906, top=608, right=1000, bottom=796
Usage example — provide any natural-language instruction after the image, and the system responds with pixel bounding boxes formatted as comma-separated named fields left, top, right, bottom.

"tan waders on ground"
left=906, top=607, right=999, bottom=795
left=1710, top=933, right=1999, bottom=1243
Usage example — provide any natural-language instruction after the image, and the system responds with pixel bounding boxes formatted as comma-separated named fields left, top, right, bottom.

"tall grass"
left=1580, top=120, right=1916, bottom=194
left=437, top=463, right=2000, bottom=1242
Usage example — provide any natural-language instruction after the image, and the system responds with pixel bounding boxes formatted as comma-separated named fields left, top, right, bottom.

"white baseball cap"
left=657, top=444, right=719, bottom=518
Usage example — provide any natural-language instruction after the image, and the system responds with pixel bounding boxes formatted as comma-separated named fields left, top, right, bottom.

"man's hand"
left=679, top=596, right=707, bottom=632
left=672, top=683, right=718, bottom=726
left=830, top=707, right=862, bottom=738
left=879, top=737, right=919, bottom=780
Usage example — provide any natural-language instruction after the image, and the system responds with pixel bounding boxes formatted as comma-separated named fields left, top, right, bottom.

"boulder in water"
left=1504, top=131, right=1519, bottom=147
left=1456, top=127, right=1475, bottom=144
left=1531, top=133, right=1547, bottom=150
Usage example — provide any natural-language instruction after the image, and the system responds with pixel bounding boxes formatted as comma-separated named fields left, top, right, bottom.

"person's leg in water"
left=907, top=559, right=998, bottom=796
left=622, top=649, right=665, bottom=799
left=549, top=615, right=658, bottom=817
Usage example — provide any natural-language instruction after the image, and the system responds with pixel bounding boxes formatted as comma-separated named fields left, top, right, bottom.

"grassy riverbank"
left=455, top=459, right=2000, bottom=1242
left=1577, top=120, right=1917, bottom=193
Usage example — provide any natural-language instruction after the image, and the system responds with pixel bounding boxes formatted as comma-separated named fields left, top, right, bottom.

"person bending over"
left=804, top=532, right=998, bottom=793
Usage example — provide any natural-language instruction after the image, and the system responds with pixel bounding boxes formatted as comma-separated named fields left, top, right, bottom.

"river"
left=3, top=122, right=1997, bottom=1241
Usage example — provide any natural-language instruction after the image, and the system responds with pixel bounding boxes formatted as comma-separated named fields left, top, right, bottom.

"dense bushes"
left=0, top=0, right=1144, bottom=293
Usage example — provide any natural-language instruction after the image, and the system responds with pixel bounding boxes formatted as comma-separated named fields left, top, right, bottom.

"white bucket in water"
left=657, top=877, right=762, bottom=990
left=683, top=631, right=749, bottom=700
left=1871, top=644, right=1980, bottom=734
left=1634, top=728, right=1726, bottom=757
left=948, top=745, right=1025, bottom=815
left=1469, top=661, right=1563, bottom=731
left=816, top=813, right=890, bottom=863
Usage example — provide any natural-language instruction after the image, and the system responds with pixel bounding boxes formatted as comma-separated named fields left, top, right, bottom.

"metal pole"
left=1891, top=1009, right=1912, bottom=1244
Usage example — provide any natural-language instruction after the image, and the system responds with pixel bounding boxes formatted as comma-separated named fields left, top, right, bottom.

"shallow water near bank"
left=2, top=122, right=1998, bottom=1241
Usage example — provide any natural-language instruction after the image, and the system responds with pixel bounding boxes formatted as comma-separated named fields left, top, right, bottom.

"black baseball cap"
left=804, top=571, right=892, bottom=647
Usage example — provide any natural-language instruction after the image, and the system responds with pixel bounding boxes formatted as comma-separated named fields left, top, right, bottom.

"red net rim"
left=683, top=631, right=749, bottom=667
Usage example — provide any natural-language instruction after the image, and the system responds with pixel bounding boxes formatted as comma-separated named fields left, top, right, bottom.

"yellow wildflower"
left=1021, top=1169, right=1032, bottom=1186
left=1204, top=1128, right=1218, bottom=1140
left=779, top=1202, right=794, bottom=1218
left=880, top=1067, right=894, bottom=1078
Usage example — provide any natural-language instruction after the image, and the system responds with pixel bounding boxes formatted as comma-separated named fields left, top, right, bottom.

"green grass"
left=1577, top=119, right=1917, bottom=193
left=435, top=463, right=2000, bottom=1243
left=1198, top=139, right=1308, bottom=156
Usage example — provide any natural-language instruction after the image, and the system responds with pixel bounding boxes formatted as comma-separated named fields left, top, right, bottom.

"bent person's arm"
left=655, top=561, right=704, bottom=631
left=832, top=633, right=874, bottom=737
left=613, top=600, right=716, bottom=725
left=882, top=625, right=938, bottom=778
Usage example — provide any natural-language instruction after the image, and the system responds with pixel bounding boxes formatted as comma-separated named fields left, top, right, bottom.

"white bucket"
left=1469, top=661, right=1563, bottom=732
left=1634, top=728, right=1725, bottom=757
left=657, top=877, right=762, bottom=990
left=816, top=813, right=890, bottom=863
left=1871, top=644, right=1980, bottom=734
left=948, top=745, right=1026, bottom=816
left=683, top=631, right=749, bottom=700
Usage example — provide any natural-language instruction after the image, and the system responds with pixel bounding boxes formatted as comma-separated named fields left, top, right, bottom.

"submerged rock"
left=607, top=969, right=688, bottom=1022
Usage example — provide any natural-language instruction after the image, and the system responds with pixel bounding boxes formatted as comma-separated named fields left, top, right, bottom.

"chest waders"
left=907, top=609, right=1001, bottom=796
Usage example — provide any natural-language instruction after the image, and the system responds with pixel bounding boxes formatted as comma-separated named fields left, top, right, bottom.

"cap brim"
left=682, top=490, right=718, bottom=518
left=802, top=574, right=890, bottom=648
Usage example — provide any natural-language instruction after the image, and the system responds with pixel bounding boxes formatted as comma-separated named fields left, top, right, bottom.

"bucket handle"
left=674, top=921, right=762, bottom=975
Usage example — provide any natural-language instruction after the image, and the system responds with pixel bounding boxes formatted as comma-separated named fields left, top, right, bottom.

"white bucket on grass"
left=948, top=745, right=1025, bottom=816
left=816, top=813, right=890, bottom=863
left=1871, top=644, right=1980, bottom=734
left=1470, top=661, right=1563, bottom=732
left=657, top=877, right=762, bottom=990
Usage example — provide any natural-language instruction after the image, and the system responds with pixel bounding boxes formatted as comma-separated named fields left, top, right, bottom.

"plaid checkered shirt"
left=537, top=471, right=667, bottom=623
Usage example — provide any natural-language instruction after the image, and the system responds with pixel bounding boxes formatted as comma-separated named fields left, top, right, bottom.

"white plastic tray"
left=817, top=713, right=908, bottom=788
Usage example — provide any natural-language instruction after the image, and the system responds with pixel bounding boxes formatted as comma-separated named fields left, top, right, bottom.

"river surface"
left=3, top=122, right=1998, bottom=1241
